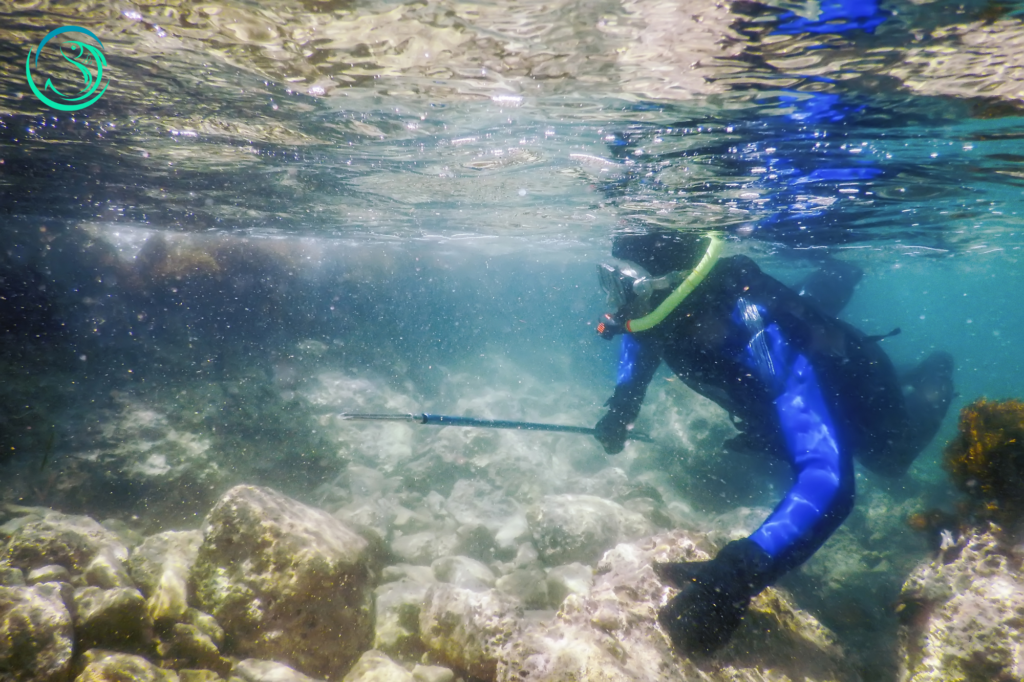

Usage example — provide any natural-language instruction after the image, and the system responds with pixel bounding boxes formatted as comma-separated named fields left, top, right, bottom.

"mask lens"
left=597, top=263, right=629, bottom=309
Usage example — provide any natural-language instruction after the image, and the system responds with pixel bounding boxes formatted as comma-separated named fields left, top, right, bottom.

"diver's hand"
left=654, top=539, right=774, bottom=655
left=594, top=410, right=630, bottom=454
left=596, top=313, right=626, bottom=340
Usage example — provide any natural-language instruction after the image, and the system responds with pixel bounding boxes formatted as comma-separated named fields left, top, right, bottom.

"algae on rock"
left=0, top=583, right=74, bottom=682
left=189, top=485, right=380, bottom=680
left=418, top=584, right=522, bottom=681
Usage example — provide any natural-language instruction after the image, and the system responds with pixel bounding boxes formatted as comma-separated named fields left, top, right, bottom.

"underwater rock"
left=391, top=531, right=458, bottom=566
left=779, top=484, right=929, bottom=681
left=431, top=555, right=496, bottom=591
left=897, top=526, right=1024, bottom=682
left=418, top=584, right=522, bottom=681
left=0, top=583, right=74, bottom=682
left=373, top=578, right=433, bottom=659
left=544, top=563, right=594, bottom=607
left=189, top=485, right=379, bottom=680
left=155, top=622, right=229, bottom=675
left=512, top=543, right=539, bottom=570
left=0, top=566, right=26, bottom=586
left=410, top=666, right=453, bottom=682
left=1, top=511, right=129, bottom=579
left=704, top=506, right=771, bottom=548
left=526, top=495, right=655, bottom=566
left=445, top=480, right=529, bottom=553
left=381, top=564, right=436, bottom=585
left=74, top=651, right=177, bottom=682
left=391, top=505, right=438, bottom=536
left=334, top=500, right=398, bottom=544
left=344, top=465, right=393, bottom=500
left=84, top=549, right=134, bottom=590
left=340, top=650, right=414, bottom=682
left=178, top=671, right=222, bottom=682
left=27, top=565, right=72, bottom=585
left=182, top=608, right=225, bottom=650
left=128, top=530, right=204, bottom=622
left=100, top=519, right=146, bottom=550
left=73, top=586, right=154, bottom=653
left=232, top=658, right=324, bottom=682
left=494, top=569, right=549, bottom=609
left=497, top=530, right=854, bottom=682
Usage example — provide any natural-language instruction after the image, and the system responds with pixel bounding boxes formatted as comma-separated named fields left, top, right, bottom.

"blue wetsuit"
left=604, top=254, right=909, bottom=577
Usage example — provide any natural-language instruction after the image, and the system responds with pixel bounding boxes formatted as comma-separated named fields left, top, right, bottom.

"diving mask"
left=597, top=259, right=685, bottom=312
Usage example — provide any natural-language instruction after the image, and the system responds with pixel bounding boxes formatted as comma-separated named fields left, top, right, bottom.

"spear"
left=335, top=412, right=653, bottom=443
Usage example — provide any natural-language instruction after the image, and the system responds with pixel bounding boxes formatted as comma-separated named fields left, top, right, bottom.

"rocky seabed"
left=3, top=483, right=1020, bottom=682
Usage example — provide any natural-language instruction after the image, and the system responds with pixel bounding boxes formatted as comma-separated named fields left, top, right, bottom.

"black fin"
left=864, top=327, right=901, bottom=343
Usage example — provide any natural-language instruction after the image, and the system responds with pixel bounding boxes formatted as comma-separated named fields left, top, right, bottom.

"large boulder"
left=0, top=583, right=74, bottom=682
left=526, top=495, right=655, bottom=566
left=189, top=485, right=380, bottom=680
left=897, top=526, right=1024, bottom=682
left=497, top=530, right=856, bottom=682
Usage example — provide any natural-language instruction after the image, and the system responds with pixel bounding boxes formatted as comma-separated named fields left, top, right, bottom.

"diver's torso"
left=639, top=255, right=907, bottom=455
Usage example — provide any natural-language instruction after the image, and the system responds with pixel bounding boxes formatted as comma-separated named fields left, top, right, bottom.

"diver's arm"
left=608, top=333, right=661, bottom=419
left=747, top=348, right=855, bottom=575
left=733, top=301, right=855, bottom=574
left=594, top=333, right=660, bottom=453
left=654, top=321, right=854, bottom=655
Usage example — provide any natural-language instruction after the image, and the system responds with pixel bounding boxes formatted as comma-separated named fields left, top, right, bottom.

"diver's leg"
left=796, top=259, right=864, bottom=317
left=899, top=351, right=956, bottom=456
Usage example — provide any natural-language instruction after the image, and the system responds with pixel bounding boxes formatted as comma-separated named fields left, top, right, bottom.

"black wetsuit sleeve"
left=605, top=333, right=661, bottom=423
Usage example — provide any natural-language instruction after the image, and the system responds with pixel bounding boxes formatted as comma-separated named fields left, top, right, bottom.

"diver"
left=592, top=230, right=954, bottom=655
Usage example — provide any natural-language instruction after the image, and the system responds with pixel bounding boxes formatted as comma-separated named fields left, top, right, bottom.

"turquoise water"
left=3, top=0, right=1024, bottom=679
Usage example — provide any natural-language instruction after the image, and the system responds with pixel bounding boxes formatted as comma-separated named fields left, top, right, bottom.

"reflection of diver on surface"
left=592, top=230, right=954, bottom=655
left=597, top=0, right=911, bottom=250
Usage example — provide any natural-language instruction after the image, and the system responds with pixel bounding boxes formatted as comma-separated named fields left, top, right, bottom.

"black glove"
left=594, top=410, right=630, bottom=454
left=653, top=538, right=775, bottom=655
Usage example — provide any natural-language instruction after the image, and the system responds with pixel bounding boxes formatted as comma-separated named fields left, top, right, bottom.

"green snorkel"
left=597, top=235, right=723, bottom=339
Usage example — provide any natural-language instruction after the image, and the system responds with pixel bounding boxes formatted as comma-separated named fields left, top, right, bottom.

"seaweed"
left=943, top=398, right=1024, bottom=527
